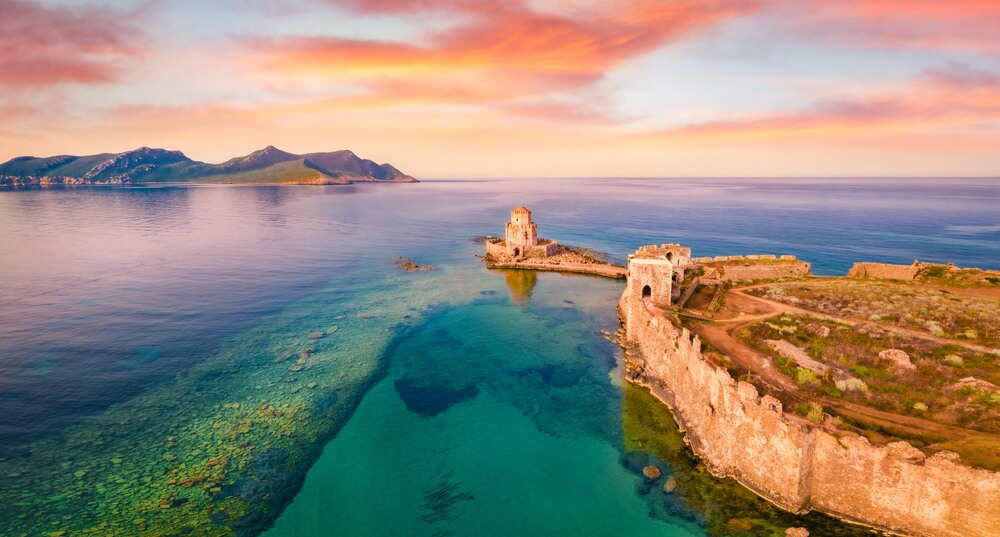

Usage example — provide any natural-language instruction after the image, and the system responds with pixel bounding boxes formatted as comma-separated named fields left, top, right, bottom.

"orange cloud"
left=252, top=0, right=758, bottom=116
left=666, top=65, right=1000, bottom=139
left=0, top=0, right=143, bottom=87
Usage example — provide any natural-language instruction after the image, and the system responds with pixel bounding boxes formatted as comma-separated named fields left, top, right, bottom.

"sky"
left=1, top=0, right=999, bottom=178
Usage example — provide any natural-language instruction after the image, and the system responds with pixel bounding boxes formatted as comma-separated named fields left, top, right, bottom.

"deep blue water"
left=0, top=178, right=998, bottom=536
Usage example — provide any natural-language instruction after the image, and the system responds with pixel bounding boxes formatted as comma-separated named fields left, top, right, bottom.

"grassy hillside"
left=1, top=146, right=415, bottom=184
left=202, top=159, right=347, bottom=184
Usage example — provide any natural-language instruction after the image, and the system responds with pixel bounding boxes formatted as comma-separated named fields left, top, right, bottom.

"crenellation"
left=622, top=244, right=1000, bottom=537
left=485, top=206, right=560, bottom=259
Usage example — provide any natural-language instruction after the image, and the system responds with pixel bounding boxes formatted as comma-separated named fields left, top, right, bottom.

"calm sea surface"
left=1, top=178, right=998, bottom=536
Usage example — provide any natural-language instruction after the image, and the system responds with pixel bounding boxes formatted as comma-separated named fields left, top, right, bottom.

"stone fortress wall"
left=622, top=251, right=1000, bottom=537
left=847, top=262, right=921, bottom=280
left=689, top=254, right=812, bottom=282
left=848, top=260, right=1000, bottom=282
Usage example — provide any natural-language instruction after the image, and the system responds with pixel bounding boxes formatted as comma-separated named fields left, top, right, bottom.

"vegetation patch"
left=747, top=280, right=1000, bottom=347
left=740, top=313, right=1000, bottom=436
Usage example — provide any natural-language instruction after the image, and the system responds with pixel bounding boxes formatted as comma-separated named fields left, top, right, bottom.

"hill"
left=0, top=146, right=416, bottom=186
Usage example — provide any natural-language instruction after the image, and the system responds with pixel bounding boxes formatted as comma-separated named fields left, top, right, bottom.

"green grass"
left=741, top=313, right=1000, bottom=435
left=748, top=280, right=1000, bottom=347
left=930, top=436, right=1000, bottom=471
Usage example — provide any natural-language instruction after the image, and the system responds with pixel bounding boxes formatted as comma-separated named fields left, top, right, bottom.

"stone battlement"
left=621, top=257, right=1000, bottom=537
left=689, top=254, right=798, bottom=263
left=485, top=207, right=559, bottom=259
left=632, top=243, right=692, bottom=262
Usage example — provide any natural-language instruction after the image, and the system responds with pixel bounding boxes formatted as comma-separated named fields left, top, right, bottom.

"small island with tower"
left=482, top=206, right=627, bottom=279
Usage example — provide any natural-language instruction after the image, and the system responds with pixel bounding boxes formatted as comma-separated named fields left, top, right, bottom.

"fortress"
left=620, top=244, right=1000, bottom=537
left=481, top=208, right=1000, bottom=536
left=485, top=207, right=560, bottom=259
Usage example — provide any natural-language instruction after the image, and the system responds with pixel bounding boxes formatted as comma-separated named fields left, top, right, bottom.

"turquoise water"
left=1, top=178, right=998, bottom=536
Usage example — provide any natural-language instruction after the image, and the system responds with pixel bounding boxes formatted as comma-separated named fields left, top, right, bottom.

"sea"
left=1, top=178, right=998, bottom=537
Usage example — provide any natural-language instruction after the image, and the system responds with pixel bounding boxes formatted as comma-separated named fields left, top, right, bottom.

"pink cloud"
left=0, top=0, right=144, bottom=86
left=252, top=0, right=758, bottom=118
left=668, top=65, right=1000, bottom=138
left=773, top=0, right=1000, bottom=55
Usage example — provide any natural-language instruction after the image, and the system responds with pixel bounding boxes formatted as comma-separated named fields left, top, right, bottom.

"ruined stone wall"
left=485, top=239, right=507, bottom=258
left=713, top=262, right=812, bottom=282
left=685, top=255, right=810, bottom=282
left=523, top=241, right=560, bottom=258
left=809, top=433, right=1000, bottom=536
left=624, top=292, right=1000, bottom=537
left=847, top=262, right=919, bottom=280
left=689, top=254, right=797, bottom=263
left=626, top=306, right=813, bottom=512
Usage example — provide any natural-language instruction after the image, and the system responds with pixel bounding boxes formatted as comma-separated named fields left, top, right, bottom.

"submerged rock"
left=663, top=477, right=678, bottom=493
left=642, top=465, right=661, bottom=480
left=307, top=332, right=324, bottom=340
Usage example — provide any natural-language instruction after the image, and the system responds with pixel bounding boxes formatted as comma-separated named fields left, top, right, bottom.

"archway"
left=665, top=252, right=674, bottom=262
left=513, top=247, right=521, bottom=257
left=672, top=272, right=680, bottom=283
left=641, top=285, right=652, bottom=299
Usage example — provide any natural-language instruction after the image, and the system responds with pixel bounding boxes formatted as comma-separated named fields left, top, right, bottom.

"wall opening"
left=641, top=285, right=652, bottom=299
left=513, top=247, right=521, bottom=257
left=672, top=272, right=680, bottom=283
left=666, top=252, right=674, bottom=262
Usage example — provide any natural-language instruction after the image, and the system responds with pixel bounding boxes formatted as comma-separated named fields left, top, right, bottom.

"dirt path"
left=691, top=321, right=798, bottom=391
left=727, top=285, right=995, bottom=354
left=683, top=285, right=993, bottom=442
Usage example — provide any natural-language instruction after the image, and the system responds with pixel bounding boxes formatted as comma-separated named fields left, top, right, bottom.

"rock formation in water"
left=0, top=145, right=416, bottom=186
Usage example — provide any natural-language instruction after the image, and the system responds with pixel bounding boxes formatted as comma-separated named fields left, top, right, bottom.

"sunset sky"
left=2, top=0, right=999, bottom=177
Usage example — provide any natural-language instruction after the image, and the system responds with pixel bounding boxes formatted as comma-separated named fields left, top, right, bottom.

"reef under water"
left=0, top=271, right=458, bottom=537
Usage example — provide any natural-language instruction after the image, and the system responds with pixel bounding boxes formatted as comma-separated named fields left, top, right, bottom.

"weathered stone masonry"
left=485, top=206, right=559, bottom=259
left=622, top=251, right=1000, bottom=537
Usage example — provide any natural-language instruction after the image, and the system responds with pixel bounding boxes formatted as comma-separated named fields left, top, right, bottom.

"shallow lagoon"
left=1, top=178, right=998, bottom=536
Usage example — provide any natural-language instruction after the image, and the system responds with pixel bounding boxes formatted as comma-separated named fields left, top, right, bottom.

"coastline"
left=485, top=260, right=627, bottom=279
left=620, top=267, right=1000, bottom=537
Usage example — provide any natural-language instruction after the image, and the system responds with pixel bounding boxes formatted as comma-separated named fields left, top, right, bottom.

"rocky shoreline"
left=619, top=252, right=1000, bottom=537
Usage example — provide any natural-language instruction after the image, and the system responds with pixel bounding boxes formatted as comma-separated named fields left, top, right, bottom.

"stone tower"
left=505, top=206, right=538, bottom=256
left=624, top=244, right=690, bottom=336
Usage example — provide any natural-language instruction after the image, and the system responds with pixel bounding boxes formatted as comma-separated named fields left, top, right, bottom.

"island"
left=0, top=145, right=416, bottom=186
left=483, top=207, right=1000, bottom=537
left=482, top=206, right=627, bottom=279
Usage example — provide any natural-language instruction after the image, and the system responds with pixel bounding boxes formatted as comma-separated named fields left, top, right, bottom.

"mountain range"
left=0, top=146, right=416, bottom=186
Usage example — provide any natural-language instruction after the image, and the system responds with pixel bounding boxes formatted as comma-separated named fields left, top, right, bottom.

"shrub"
left=849, top=365, right=870, bottom=377
left=796, top=368, right=820, bottom=386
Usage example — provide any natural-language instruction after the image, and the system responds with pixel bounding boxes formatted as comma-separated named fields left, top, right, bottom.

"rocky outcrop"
left=947, top=377, right=999, bottom=394
left=766, top=340, right=831, bottom=375
left=623, top=290, right=1000, bottom=537
left=878, top=349, right=916, bottom=372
